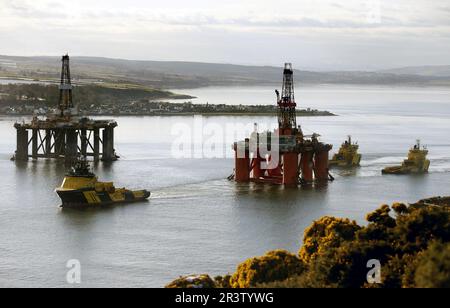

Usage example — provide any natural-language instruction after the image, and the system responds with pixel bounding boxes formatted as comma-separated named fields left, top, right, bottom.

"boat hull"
left=329, top=154, right=362, bottom=168
left=56, top=188, right=150, bottom=208
left=382, top=162, right=430, bottom=175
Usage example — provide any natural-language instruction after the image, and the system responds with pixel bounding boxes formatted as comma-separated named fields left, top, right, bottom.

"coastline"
left=0, top=111, right=336, bottom=117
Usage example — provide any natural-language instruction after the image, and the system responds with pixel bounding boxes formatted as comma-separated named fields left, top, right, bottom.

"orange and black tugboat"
left=56, top=159, right=150, bottom=208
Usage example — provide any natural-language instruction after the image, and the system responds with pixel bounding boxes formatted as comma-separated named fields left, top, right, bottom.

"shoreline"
left=0, top=111, right=336, bottom=117
left=2, top=77, right=450, bottom=89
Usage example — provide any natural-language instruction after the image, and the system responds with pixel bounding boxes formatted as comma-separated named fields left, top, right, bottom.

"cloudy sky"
left=0, top=0, right=449, bottom=70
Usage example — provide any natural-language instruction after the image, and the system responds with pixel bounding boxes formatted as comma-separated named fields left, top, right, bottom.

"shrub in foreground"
left=166, top=197, right=450, bottom=288
left=229, top=250, right=305, bottom=288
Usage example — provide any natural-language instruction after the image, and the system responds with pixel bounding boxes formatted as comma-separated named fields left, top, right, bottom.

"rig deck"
left=13, top=117, right=117, bottom=163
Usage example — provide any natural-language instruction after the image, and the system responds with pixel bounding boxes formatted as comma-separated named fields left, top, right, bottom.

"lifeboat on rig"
left=382, top=141, right=430, bottom=175
left=56, top=158, right=150, bottom=208
left=329, top=136, right=362, bottom=168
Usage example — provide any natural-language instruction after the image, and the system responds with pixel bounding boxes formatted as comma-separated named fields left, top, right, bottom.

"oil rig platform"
left=12, top=55, right=118, bottom=164
left=232, top=63, right=333, bottom=186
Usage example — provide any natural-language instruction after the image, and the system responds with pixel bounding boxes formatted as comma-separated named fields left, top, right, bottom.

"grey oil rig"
left=12, top=55, right=118, bottom=164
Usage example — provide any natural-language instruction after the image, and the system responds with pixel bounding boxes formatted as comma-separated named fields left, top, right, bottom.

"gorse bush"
left=299, top=216, right=361, bottom=263
left=229, top=250, right=305, bottom=288
left=403, top=241, right=450, bottom=288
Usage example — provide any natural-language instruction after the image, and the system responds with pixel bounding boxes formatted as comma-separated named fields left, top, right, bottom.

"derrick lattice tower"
left=276, top=63, right=297, bottom=132
left=58, top=54, right=74, bottom=117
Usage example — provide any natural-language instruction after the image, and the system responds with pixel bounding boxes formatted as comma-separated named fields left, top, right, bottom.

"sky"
left=0, top=0, right=449, bottom=70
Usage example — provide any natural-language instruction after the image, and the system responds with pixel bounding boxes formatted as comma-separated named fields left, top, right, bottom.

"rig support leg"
left=301, top=151, right=314, bottom=184
left=15, top=127, right=29, bottom=161
left=55, top=129, right=65, bottom=157
left=32, top=129, right=38, bottom=160
left=234, top=139, right=250, bottom=183
left=251, top=156, right=264, bottom=180
left=93, top=128, right=100, bottom=162
left=45, top=129, right=52, bottom=156
left=102, top=126, right=115, bottom=161
left=283, top=152, right=299, bottom=186
left=65, top=129, right=78, bottom=164
left=314, top=150, right=330, bottom=182
left=80, top=129, right=87, bottom=157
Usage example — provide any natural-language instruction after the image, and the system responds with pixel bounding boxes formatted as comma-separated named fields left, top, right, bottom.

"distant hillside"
left=1, top=55, right=450, bottom=88
left=380, top=66, right=450, bottom=77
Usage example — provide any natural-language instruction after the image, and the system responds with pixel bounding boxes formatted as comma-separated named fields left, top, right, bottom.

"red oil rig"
left=12, top=55, right=118, bottom=164
left=232, top=63, right=333, bottom=186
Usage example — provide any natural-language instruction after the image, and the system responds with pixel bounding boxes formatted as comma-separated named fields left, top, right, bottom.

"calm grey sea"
left=0, top=85, right=449, bottom=287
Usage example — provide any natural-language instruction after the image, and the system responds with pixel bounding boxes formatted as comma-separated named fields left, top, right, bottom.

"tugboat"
left=56, top=158, right=150, bottom=208
left=382, top=140, right=430, bottom=175
left=329, top=136, right=362, bottom=168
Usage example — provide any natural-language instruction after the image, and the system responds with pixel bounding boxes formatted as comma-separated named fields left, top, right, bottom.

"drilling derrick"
left=276, top=63, right=297, bottom=134
left=58, top=55, right=74, bottom=117
left=233, top=63, right=333, bottom=186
